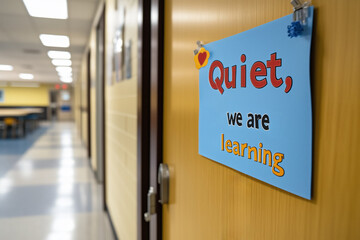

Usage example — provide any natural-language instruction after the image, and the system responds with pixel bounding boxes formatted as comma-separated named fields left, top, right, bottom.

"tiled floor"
left=0, top=122, right=115, bottom=240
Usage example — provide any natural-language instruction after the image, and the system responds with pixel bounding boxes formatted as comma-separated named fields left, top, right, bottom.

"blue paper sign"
left=198, top=7, right=314, bottom=199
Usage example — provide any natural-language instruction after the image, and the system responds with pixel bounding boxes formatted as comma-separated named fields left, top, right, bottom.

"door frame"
left=137, top=0, right=151, bottom=239
left=95, top=5, right=107, bottom=206
left=86, top=50, right=92, bottom=159
left=137, top=0, right=164, bottom=239
left=149, top=0, right=164, bottom=239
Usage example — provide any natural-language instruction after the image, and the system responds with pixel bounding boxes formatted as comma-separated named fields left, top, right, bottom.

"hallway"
left=0, top=122, right=115, bottom=240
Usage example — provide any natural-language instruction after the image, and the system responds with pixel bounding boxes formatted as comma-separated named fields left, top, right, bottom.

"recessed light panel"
left=23, top=0, right=68, bottom=19
left=60, top=77, right=73, bottom=83
left=48, top=51, right=71, bottom=59
left=56, top=67, right=72, bottom=73
left=19, top=73, right=34, bottom=80
left=52, top=59, right=72, bottom=67
left=58, top=72, right=72, bottom=77
left=0, top=65, right=13, bottom=71
left=40, top=34, right=70, bottom=48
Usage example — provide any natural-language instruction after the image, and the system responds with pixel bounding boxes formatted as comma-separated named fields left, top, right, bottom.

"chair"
left=4, top=118, right=18, bottom=138
left=0, top=121, right=6, bottom=139
left=25, top=114, right=39, bottom=133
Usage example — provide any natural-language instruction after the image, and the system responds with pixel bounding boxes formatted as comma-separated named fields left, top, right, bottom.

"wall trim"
left=137, top=0, right=151, bottom=239
left=106, top=205, right=120, bottom=240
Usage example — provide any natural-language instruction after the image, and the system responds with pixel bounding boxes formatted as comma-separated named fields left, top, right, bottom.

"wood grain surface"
left=162, top=0, right=360, bottom=239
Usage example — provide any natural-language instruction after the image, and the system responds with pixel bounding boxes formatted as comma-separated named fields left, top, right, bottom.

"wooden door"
left=162, top=0, right=360, bottom=239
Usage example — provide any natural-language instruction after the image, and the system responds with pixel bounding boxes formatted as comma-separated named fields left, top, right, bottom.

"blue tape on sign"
left=287, top=21, right=304, bottom=38
left=198, top=7, right=314, bottom=199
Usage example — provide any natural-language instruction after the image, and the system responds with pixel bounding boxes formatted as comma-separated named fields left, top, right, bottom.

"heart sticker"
left=198, top=52, right=207, bottom=65
left=194, top=47, right=210, bottom=69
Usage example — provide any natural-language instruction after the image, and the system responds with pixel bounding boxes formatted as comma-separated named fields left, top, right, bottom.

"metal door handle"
left=144, top=187, right=156, bottom=222
left=158, top=163, right=169, bottom=204
left=144, top=163, right=170, bottom=222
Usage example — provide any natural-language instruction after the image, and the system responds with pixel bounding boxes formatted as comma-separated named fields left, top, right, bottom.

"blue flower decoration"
left=287, top=21, right=304, bottom=38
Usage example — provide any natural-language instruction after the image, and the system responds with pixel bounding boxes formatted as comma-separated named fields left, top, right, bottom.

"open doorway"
left=49, top=90, right=58, bottom=121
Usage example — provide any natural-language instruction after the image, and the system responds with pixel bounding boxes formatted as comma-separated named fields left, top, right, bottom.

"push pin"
left=193, top=41, right=203, bottom=55
left=194, top=41, right=210, bottom=69
left=287, top=0, right=311, bottom=38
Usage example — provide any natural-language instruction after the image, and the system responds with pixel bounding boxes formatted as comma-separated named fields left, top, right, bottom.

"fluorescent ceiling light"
left=52, top=59, right=72, bottom=67
left=39, top=34, right=70, bottom=48
left=19, top=73, right=34, bottom=80
left=60, top=77, right=73, bottom=83
left=23, top=0, right=68, bottom=19
left=58, top=72, right=72, bottom=77
left=0, top=65, right=13, bottom=71
left=48, top=51, right=71, bottom=59
left=56, top=67, right=72, bottom=73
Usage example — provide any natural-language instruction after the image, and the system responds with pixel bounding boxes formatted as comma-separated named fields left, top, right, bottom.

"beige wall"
left=90, top=87, right=97, bottom=170
left=89, top=26, right=98, bottom=172
left=105, top=0, right=138, bottom=239
left=80, top=53, right=89, bottom=149
left=74, top=50, right=90, bottom=151
left=74, top=0, right=139, bottom=239
left=75, top=3, right=100, bottom=172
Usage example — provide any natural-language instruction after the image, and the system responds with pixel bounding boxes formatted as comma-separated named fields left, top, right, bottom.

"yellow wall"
left=105, top=0, right=138, bottom=239
left=0, top=85, right=50, bottom=106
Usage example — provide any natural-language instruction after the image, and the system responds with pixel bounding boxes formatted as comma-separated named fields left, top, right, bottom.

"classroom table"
left=0, top=108, right=44, bottom=137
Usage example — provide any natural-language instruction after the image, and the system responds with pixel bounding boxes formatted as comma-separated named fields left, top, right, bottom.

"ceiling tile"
left=68, top=1, right=97, bottom=20
left=0, top=28, right=11, bottom=42
left=33, top=18, right=68, bottom=35
left=0, top=0, right=27, bottom=15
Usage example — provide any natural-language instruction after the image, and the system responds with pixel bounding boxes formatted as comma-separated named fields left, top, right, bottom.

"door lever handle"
left=144, top=187, right=156, bottom=222
left=144, top=164, right=169, bottom=222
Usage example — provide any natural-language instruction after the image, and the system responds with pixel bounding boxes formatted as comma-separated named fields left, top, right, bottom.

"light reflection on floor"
left=0, top=122, right=115, bottom=240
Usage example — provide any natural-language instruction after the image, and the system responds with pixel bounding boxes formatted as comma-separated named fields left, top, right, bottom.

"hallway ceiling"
left=0, top=0, right=100, bottom=84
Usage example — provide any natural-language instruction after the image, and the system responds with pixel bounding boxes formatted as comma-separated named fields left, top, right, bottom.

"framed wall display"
left=124, top=39, right=132, bottom=79
left=112, top=1, right=133, bottom=83
left=0, top=89, right=4, bottom=103
left=113, top=6, right=125, bottom=83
